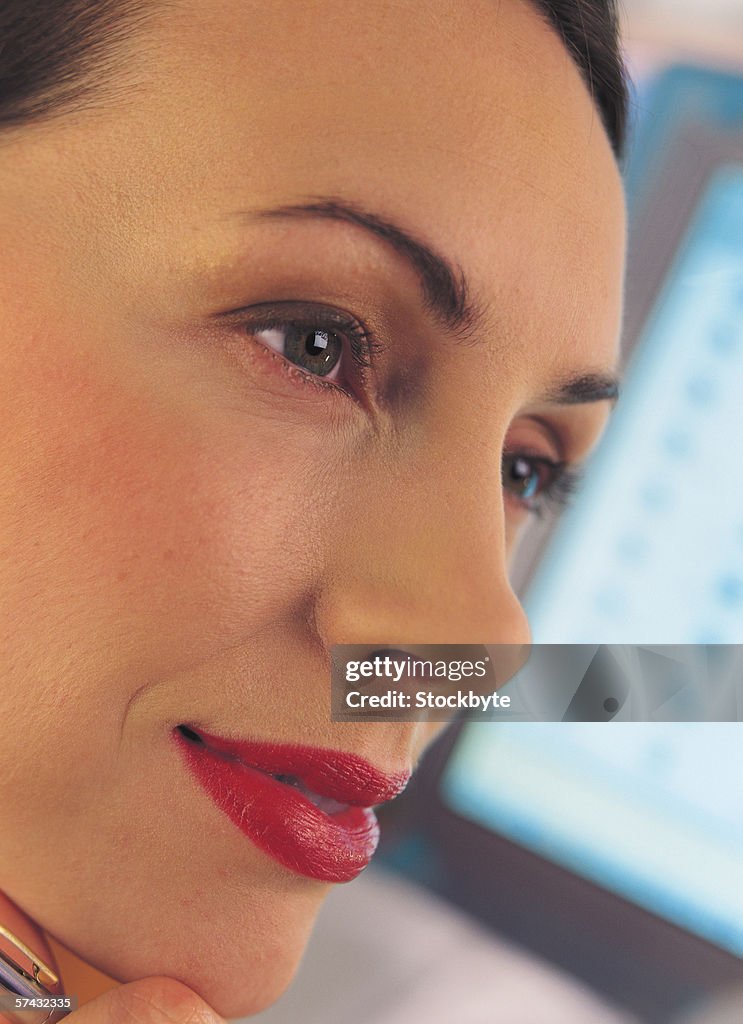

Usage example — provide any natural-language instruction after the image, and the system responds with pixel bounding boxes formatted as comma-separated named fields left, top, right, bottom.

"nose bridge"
left=314, top=429, right=531, bottom=650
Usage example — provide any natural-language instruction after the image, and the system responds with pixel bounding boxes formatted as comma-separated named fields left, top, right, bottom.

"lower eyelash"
left=249, top=336, right=347, bottom=395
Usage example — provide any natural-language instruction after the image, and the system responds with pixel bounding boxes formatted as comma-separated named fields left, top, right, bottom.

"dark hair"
left=0, top=0, right=153, bottom=130
left=0, top=0, right=628, bottom=158
left=530, top=0, right=628, bottom=158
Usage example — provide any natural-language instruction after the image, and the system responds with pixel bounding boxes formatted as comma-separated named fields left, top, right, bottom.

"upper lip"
left=179, top=725, right=411, bottom=806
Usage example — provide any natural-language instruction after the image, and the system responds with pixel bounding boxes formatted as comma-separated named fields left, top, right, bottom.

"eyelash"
left=228, top=303, right=583, bottom=519
left=537, top=463, right=583, bottom=517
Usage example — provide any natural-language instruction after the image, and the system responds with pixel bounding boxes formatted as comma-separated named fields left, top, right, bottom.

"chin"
left=55, top=872, right=331, bottom=1022
left=131, top=884, right=328, bottom=1021
left=193, top=957, right=305, bottom=1020
left=197, top=929, right=316, bottom=1019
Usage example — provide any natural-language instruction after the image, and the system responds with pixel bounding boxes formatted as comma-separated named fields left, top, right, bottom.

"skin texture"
left=0, top=0, right=626, bottom=1018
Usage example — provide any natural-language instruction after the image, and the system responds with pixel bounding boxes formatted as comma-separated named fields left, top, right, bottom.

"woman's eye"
left=235, top=303, right=379, bottom=397
left=502, top=452, right=582, bottom=517
left=254, top=323, right=346, bottom=381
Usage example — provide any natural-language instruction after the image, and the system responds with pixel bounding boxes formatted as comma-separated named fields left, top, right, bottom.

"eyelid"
left=218, top=300, right=382, bottom=362
left=514, top=415, right=567, bottom=463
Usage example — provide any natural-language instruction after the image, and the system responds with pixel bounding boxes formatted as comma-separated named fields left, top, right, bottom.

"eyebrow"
left=239, top=195, right=621, bottom=407
left=244, top=195, right=486, bottom=340
left=541, top=372, right=621, bottom=407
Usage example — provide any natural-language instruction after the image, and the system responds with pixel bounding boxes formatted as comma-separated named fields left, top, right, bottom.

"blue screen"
left=442, top=722, right=743, bottom=957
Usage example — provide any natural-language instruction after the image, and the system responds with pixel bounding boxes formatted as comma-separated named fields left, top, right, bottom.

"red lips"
left=172, top=725, right=410, bottom=883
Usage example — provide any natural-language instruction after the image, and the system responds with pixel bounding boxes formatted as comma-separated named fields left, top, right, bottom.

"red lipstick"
left=171, top=725, right=410, bottom=883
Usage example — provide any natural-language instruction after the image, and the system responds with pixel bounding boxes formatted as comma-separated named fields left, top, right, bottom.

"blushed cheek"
left=0, top=310, right=335, bottom=741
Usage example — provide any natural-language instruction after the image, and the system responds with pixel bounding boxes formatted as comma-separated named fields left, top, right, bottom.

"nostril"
left=368, top=648, right=415, bottom=663
left=366, top=647, right=436, bottom=685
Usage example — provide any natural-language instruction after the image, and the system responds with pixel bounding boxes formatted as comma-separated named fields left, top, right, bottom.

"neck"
left=42, top=932, right=119, bottom=1007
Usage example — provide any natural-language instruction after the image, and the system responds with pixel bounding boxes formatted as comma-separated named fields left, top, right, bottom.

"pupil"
left=511, top=457, right=538, bottom=498
left=285, top=325, right=341, bottom=376
left=306, top=330, right=329, bottom=355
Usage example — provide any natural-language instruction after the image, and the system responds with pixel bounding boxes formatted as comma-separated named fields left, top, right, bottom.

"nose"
left=312, top=462, right=532, bottom=651
left=310, top=432, right=532, bottom=769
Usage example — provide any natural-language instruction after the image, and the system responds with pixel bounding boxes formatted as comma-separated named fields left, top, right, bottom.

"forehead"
left=92, top=0, right=628, bottom=378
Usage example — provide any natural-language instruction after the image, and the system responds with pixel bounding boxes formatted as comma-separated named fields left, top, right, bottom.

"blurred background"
left=250, top=5, right=743, bottom=1023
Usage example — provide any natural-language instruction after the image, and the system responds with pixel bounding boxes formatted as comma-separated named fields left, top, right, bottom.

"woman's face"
left=0, top=0, right=625, bottom=1016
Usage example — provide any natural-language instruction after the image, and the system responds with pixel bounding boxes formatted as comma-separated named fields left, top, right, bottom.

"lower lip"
left=172, top=731, right=380, bottom=883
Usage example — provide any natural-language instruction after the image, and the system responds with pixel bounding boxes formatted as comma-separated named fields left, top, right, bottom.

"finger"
left=64, top=977, right=225, bottom=1024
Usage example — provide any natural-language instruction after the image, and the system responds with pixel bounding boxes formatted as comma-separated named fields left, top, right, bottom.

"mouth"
left=172, top=724, right=410, bottom=883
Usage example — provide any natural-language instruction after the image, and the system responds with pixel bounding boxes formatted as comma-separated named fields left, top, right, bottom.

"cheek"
left=0, top=311, right=338, bottom=1016
left=0, top=309, right=343, bottom=737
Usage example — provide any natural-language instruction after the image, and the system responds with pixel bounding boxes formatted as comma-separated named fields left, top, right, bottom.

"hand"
left=0, top=892, right=224, bottom=1024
